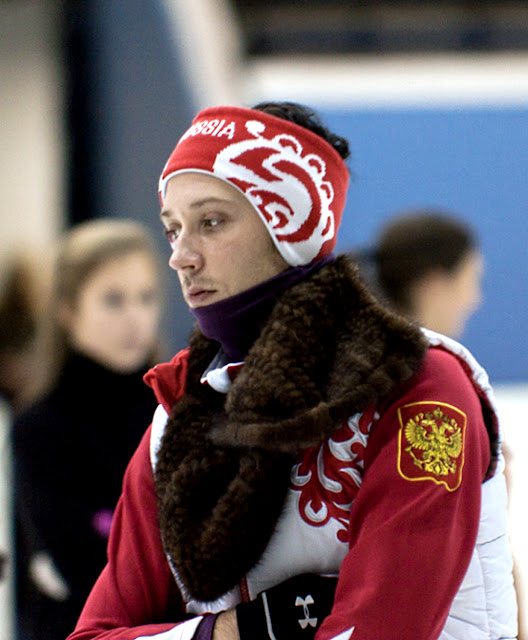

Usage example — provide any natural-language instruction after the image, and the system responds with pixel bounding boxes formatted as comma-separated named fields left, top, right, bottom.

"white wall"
left=0, top=0, right=65, bottom=258
left=243, top=52, right=528, bottom=108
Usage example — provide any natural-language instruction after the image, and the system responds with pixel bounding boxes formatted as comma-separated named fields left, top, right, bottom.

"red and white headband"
left=159, top=106, right=349, bottom=266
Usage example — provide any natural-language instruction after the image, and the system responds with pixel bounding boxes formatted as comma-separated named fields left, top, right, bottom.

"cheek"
left=74, top=305, right=119, bottom=346
left=213, top=239, right=248, bottom=273
left=459, top=281, right=481, bottom=313
left=140, top=307, right=161, bottom=337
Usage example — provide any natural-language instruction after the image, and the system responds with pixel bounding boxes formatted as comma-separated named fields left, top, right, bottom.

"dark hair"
left=371, top=210, right=478, bottom=313
left=0, top=259, right=37, bottom=353
left=0, top=252, right=49, bottom=411
left=252, top=101, right=351, bottom=161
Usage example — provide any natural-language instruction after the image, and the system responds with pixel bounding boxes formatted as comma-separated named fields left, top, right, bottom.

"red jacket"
left=68, top=344, right=494, bottom=640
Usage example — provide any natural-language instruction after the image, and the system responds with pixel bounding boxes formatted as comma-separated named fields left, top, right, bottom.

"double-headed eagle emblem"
left=404, top=407, right=462, bottom=476
left=398, top=402, right=466, bottom=491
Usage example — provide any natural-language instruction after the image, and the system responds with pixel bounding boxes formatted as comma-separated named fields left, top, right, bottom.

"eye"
left=139, top=288, right=158, bottom=306
left=202, top=217, right=222, bottom=230
left=103, top=291, right=125, bottom=309
left=164, top=228, right=180, bottom=249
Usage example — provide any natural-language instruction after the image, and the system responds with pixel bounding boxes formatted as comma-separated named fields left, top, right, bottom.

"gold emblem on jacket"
left=397, top=402, right=466, bottom=491
left=405, top=407, right=462, bottom=476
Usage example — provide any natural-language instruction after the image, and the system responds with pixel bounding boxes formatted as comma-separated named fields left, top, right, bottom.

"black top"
left=13, top=350, right=158, bottom=639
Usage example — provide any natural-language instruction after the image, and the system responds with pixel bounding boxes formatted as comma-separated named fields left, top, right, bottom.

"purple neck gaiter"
left=192, top=255, right=335, bottom=362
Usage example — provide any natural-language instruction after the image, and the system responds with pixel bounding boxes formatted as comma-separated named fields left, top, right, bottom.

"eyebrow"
left=160, top=197, right=234, bottom=220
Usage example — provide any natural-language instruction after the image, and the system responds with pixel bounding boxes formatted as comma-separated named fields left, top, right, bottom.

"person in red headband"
left=67, top=102, right=517, bottom=640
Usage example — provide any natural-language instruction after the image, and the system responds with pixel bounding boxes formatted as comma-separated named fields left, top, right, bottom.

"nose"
left=168, top=232, right=203, bottom=273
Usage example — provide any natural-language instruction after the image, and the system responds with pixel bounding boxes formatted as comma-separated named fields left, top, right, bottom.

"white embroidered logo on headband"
left=211, top=119, right=335, bottom=266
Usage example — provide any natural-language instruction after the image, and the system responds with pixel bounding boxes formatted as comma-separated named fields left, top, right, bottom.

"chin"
left=109, top=354, right=149, bottom=374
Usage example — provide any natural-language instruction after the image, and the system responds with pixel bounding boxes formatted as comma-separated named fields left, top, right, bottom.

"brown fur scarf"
left=154, top=256, right=427, bottom=602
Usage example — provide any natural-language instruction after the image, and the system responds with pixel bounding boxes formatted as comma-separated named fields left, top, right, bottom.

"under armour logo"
left=296, top=594, right=317, bottom=629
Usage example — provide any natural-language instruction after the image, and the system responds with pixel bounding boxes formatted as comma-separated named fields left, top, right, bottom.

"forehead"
left=161, top=172, right=249, bottom=213
left=83, top=251, right=155, bottom=289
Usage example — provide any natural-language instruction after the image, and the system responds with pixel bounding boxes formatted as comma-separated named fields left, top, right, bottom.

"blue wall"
left=320, top=107, right=528, bottom=383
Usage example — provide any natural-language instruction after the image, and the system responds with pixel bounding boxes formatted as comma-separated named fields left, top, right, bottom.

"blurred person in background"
left=13, top=219, right=164, bottom=640
left=351, top=210, right=483, bottom=339
left=0, top=252, right=51, bottom=415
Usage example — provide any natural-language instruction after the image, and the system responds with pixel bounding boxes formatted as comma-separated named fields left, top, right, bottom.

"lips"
left=186, top=284, right=216, bottom=306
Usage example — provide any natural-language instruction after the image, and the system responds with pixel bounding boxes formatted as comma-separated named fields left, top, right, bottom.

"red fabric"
left=68, top=347, right=490, bottom=640
left=315, top=348, right=490, bottom=640
left=158, top=106, right=350, bottom=266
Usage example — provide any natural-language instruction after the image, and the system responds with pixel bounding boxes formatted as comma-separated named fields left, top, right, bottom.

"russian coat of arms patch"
left=397, top=402, right=466, bottom=491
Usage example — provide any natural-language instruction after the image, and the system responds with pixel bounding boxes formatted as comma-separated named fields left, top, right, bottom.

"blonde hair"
left=46, top=219, right=163, bottom=389
left=55, top=219, right=158, bottom=307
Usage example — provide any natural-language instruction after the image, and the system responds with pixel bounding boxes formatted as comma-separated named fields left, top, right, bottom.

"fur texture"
left=154, top=257, right=428, bottom=602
